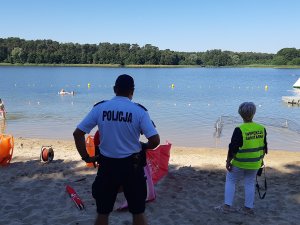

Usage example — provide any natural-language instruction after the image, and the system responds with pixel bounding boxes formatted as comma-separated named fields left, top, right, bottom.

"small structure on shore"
left=282, top=78, right=300, bottom=106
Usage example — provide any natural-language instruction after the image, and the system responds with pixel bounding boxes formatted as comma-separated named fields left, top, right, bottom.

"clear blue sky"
left=1, top=0, right=299, bottom=53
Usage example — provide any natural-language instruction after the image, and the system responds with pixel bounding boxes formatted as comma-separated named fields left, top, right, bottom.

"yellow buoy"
left=265, top=85, right=268, bottom=91
left=171, top=84, right=175, bottom=89
left=88, top=83, right=91, bottom=88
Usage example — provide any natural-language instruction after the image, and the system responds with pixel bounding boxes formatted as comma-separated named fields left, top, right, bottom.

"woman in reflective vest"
left=215, top=102, right=268, bottom=214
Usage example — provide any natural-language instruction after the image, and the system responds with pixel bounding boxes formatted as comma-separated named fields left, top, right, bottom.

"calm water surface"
left=0, top=66, right=300, bottom=151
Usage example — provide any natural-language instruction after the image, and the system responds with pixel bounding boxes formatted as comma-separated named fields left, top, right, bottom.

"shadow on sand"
left=0, top=156, right=299, bottom=225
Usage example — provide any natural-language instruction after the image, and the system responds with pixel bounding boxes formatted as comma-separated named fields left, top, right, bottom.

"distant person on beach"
left=0, top=118, right=6, bottom=133
left=0, top=98, right=6, bottom=119
left=73, top=74, right=160, bottom=225
left=215, top=102, right=268, bottom=214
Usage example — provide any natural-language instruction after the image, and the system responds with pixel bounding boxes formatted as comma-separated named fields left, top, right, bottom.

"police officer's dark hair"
left=238, top=102, right=256, bottom=122
left=114, top=74, right=135, bottom=96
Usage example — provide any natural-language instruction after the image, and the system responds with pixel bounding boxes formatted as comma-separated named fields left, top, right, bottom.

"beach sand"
left=1, top=137, right=300, bottom=225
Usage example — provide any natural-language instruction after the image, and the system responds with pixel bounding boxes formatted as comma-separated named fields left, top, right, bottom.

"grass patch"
left=1, top=63, right=300, bottom=69
left=238, top=64, right=300, bottom=69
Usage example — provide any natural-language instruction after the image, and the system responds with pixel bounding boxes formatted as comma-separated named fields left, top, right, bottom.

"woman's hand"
left=226, top=161, right=233, bottom=172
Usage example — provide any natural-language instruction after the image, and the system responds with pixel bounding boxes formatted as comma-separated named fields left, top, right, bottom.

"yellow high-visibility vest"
left=232, top=122, right=265, bottom=170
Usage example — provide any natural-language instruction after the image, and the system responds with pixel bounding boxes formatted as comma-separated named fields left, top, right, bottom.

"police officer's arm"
left=73, top=105, right=99, bottom=163
left=140, top=116, right=160, bottom=150
left=142, top=134, right=160, bottom=151
left=136, top=103, right=160, bottom=150
left=73, top=128, right=89, bottom=160
left=73, top=128, right=98, bottom=163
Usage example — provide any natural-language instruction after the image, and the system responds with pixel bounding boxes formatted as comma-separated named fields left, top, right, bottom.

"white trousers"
left=224, top=166, right=258, bottom=208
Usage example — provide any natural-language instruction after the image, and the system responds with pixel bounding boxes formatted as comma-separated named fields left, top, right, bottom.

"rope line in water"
left=214, top=115, right=300, bottom=137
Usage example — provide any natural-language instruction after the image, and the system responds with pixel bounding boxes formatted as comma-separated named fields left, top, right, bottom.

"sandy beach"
left=1, top=137, right=300, bottom=225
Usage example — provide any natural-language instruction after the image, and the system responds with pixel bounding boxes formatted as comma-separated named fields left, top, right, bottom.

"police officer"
left=216, top=102, right=268, bottom=214
left=73, top=74, right=160, bottom=225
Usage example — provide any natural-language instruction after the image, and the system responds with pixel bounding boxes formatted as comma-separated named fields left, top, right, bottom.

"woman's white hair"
left=238, top=102, right=256, bottom=122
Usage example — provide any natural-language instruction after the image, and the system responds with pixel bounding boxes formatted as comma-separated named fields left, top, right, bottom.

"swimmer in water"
left=59, top=89, right=75, bottom=95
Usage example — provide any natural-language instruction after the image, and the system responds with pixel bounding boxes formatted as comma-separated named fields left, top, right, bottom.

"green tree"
left=0, top=37, right=295, bottom=67
left=289, top=58, right=300, bottom=65
left=160, top=49, right=179, bottom=65
left=118, top=43, right=131, bottom=65
left=0, top=46, right=8, bottom=62
left=203, top=50, right=232, bottom=66
left=11, top=47, right=23, bottom=63
left=277, top=48, right=300, bottom=61
left=125, top=44, right=142, bottom=64
left=230, top=54, right=240, bottom=65
left=140, top=44, right=160, bottom=65
left=272, top=56, right=287, bottom=65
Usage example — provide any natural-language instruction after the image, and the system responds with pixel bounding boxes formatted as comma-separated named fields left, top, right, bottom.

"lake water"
left=0, top=66, right=300, bottom=151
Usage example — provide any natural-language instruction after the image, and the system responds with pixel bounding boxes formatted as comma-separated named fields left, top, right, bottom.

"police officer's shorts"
left=92, top=153, right=147, bottom=214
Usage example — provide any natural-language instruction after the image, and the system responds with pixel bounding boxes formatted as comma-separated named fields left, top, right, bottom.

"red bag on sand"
left=117, top=141, right=172, bottom=210
left=116, top=162, right=156, bottom=210
left=146, top=141, right=172, bottom=185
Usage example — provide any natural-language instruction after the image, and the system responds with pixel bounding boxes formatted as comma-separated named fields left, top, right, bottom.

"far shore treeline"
left=1, top=37, right=300, bottom=67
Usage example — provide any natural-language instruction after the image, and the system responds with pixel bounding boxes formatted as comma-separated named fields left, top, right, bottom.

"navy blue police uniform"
left=77, top=96, right=158, bottom=214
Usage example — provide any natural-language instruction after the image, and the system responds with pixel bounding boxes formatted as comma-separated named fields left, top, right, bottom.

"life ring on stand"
left=40, top=146, right=54, bottom=162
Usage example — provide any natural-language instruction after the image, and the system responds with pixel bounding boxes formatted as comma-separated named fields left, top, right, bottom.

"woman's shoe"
left=238, top=206, right=255, bottom=215
left=214, top=205, right=236, bottom=214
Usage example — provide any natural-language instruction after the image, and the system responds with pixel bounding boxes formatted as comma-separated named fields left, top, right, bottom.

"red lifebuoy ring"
left=40, top=146, right=54, bottom=162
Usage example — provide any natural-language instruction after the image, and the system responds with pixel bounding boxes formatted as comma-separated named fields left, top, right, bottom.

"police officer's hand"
left=82, top=155, right=100, bottom=168
left=140, top=142, right=148, bottom=151
left=83, top=156, right=98, bottom=163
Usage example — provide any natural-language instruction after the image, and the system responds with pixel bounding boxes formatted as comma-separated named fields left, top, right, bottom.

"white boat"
left=293, top=78, right=300, bottom=89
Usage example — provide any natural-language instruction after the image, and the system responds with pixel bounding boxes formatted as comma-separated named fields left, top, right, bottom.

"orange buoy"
left=0, top=134, right=14, bottom=166
left=85, top=135, right=95, bottom=167
left=40, top=146, right=54, bottom=162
